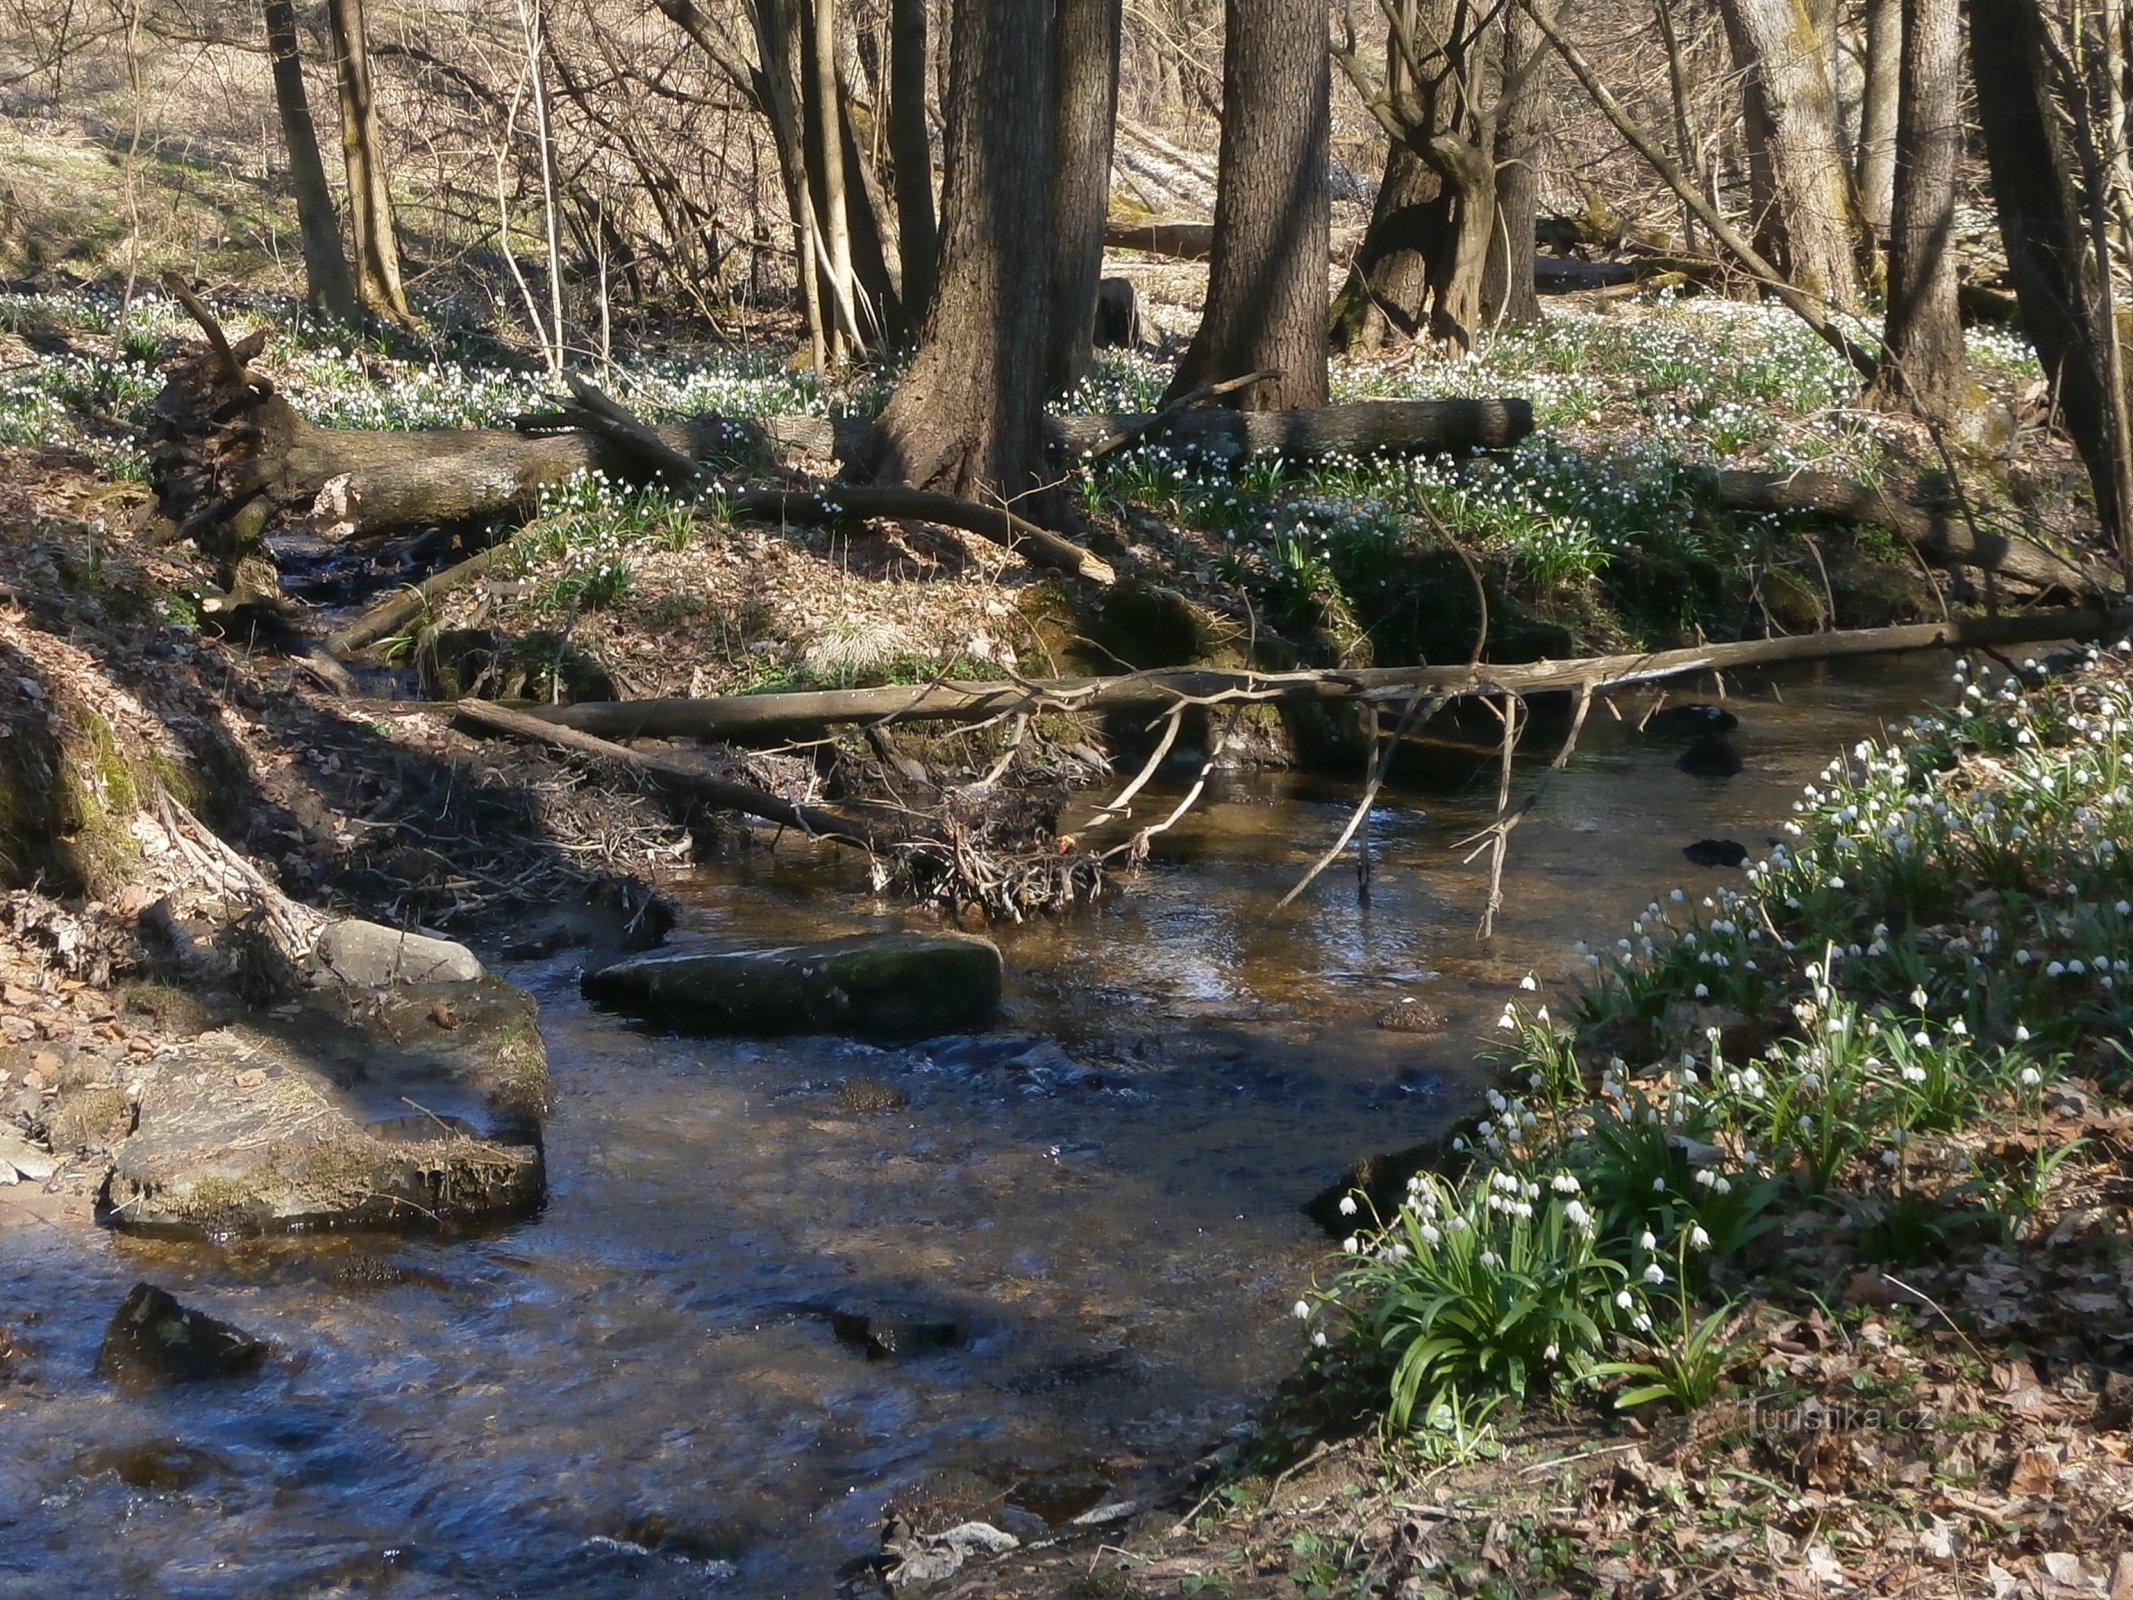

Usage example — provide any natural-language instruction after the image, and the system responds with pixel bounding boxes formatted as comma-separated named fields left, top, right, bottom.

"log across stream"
left=0, top=652, right=2003, bottom=1598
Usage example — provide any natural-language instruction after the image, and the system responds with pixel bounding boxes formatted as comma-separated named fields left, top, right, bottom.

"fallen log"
left=1103, top=219, right=1215, bottom=260
left=526, top=602, right=2133, bottom=745
left=1696, top=467, right=2110, bottom=594
left=1533, top=254, right=1727, bottom=294
left=1048, top=398, right=1534, bottom=460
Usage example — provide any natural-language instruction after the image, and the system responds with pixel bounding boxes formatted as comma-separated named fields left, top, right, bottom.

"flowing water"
left=0, top=654, right=1967, bottom=1598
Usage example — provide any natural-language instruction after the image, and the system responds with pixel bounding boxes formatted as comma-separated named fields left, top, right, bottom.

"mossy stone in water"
left=95, top=1282, right=268, bottom=1388
left=582, top=933, right=1003, bottom=1040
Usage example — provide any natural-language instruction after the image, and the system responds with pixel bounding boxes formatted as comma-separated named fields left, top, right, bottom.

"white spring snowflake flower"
left=1341, top=1236, right=1359, bottom=1253
left=2021, top=1066, right=2042, bottom=1086
left=1293, top=1300, right=1312, bottom=1321
left=1338, top=1195, right=1358, bottom=1216
left=1638, top=1230, right=1657, bottom=1250
left=1689, top=1225, right=1712, bottom=1250
left=1615, top=1290, right=1635, bottom=1310
left=1644, top=1263, right=1666, bottom=1285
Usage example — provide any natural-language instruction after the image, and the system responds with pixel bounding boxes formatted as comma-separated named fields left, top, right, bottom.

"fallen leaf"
left=1918, top=1519, right=1958, bottom=1561
left=2042, top=1552, right=2084, bottom=1585
left=429, top=999, right=459, bottom=1031
left=233, top=1068, right=266, bottom=1090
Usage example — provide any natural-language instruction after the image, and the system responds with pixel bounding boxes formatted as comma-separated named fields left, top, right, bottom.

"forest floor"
left=2, top=266, right=2130, bottom=1599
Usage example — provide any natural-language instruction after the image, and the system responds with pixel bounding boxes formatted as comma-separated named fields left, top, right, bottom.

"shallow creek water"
left=0, top=655, right=1967, bottom=1598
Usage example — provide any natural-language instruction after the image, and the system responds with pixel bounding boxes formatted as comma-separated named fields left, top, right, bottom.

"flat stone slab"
left=582, top=933, right=1003, bottom=1039
left=106, top=977, right=546, bottom=1237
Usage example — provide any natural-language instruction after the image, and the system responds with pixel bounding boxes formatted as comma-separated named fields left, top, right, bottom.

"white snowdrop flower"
left=2021, top=1067, right=2042, bottom=1086
left=2016, top=949, right=2033, bottom=964
left=1902, top=1064, right=1927, bottom=1083
left=1544, top=1343, right=1560, bottom=1362
left=1497, top=1011, right=1517, bottom=1030
left=1487, top=1089, right=1507, bottom=1111
left=1912, top=1030, right=1932, bottom=1047
left=2071, top=959, right=2088, bottom=975
left=1311, top=1330, right=1328, bottom=1347
left=1615, top=1289, right=1635, bottom=1310
left=1420, top=1223, right=1442, bottom=1245
left=1477, top=1120, right=1494, bottom=1136
left=1293, top=1300, right=1312, bottom=1321
left=1910, top=987, right=1928, bottom=1008
left=1694, top=983, right=1709, bottom=998
left=1644, top=1263, right=1666, bottom=1285
left=1479, top=1249, right=1500, bottom=1268
left=1689, top=1225, right=1711, bottom=1250
left=1520, top=973, right=1538, bottom=991
left=1694, top=1169, right=1717, bottom=1188
left=1338, top=1195, right=1358, bottom=1216
left=1670, top=888, right=1685, bottom=902
left=1714, top=1176, right=1733, bottom=1194
left=1565, top=1200, right=1592, bottom=1230
left=1535, top=1006, right=1550, bottom=1023
left=1342, top=1236, right=1360, bottom=1253
left=1652, top=1177, right=1667, bottom=1192
left=1634, top=1311, right=1654, bottom=1333
left=2015, top=1024, right=2031, bottom=1042
left=1552, top=1174, right=1581, bottom=1193
left=1638, top=1230, right=1656, bottom=1250
left=1951, top=1018, right=1968, bottom=1037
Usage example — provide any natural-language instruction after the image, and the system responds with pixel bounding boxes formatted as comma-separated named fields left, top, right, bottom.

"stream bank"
left=0, top=450, right=1993, bottom=1590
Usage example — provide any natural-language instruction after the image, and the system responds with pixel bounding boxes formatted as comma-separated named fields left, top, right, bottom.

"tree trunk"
left=870, top=0, right=1057, bottom=501
left=887, top=0, right=937, bottom=329
left=1971, top=0, right=2131, bottom=556
left=806, top=0, right=861, bottom=352
left=1872, top=0, right=1963, bottom=418
left=1044, top=0, right=1124, bottom=396
left=1482, top=2, right=1546, bottom=326
left=1330, top=140, right=1441, bottom=352
left=326, top=0, right=412, bottom=324
left=1162, top=0, right=1330, bottom=409
left=264, top=0, right=358, bottom=322
left=1717, top=0, right=1863, bottom=308
left=1855, top=0, right=1900, bottom=239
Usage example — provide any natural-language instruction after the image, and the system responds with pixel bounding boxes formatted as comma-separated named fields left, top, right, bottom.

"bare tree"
left=1871, top=0, right=1962, bottom=417
left=1717, top=0, right=1864, bottom=309
left=1165, top=0, right=1330, bottom=408
left=1044, top=0, right=1124, bottom=395
left=263, top=0, right=358, bottom=321
left=870, top=0, right=1056, bottom=498
left=1854, top=0, right=1900, bottom=241
left=1972, top=0, right=2133, bottom=568
left=327, top=0, right=414, bottom=324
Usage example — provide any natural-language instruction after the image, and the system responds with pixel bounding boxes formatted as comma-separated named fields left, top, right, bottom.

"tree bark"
left=1044, top=0, right=1125, bottom=396
left=1482, top=1, right=1546, bottom=326
left=264, top=0, right=358, bottom=323
left=1163, top=0, right=1330, bottom=409
left=887, top=0, right=938, bottom=328
left=326, top=0, right=412, bottom=324
left=870, top=0, right=1057, bottom=502
left=1855, top=0, right=1901, bottom=239
left=1329, top=138, right=1441, bottom=351
left=1971, top=0, right=2131, bottom=557
left=1872, top=0, right=1964, bottom=418
left=1717, top=0, right=1864, bottom=309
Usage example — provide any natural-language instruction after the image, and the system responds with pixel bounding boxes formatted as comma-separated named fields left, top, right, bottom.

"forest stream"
left=0, top=652, right=1974, bottom=1599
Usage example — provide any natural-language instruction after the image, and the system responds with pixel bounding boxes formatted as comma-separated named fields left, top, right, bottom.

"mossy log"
left=1695, top=467, right=2112, bottom=594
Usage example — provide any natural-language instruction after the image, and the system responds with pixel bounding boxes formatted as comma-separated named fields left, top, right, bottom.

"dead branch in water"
left=531, top=603, right=2133, bottom=746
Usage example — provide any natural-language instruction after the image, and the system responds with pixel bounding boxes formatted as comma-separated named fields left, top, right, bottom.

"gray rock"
left=96, top=1283, right=268, bottom=1388
left=0, top=1124, right=59, bottom=1183
left=583, top=933, right=1002, bottom=1040
left=311, top=919, right=484, bottom=988
left=105, top=978, right=546, bottom=1237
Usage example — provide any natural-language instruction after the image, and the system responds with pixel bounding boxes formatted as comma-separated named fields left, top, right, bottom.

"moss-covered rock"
left=582, top=932, right=1003, bottom=1040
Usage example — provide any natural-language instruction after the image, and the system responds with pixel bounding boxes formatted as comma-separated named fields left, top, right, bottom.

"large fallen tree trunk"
left=523, top=602, right=2133, bottom=745
left=1698, top=467, right=2110, bottom=593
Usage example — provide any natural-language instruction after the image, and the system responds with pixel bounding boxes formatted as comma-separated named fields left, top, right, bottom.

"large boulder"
left=105, top=978, right=546, bottom=1237
left=582, top=933, right=1002, bottom=1039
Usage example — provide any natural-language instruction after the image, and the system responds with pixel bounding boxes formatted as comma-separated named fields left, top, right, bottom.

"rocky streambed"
left=0, top=649, right=1982, bottom=1597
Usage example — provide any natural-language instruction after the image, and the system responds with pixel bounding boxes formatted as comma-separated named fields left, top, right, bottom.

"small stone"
left=95, top=1283, right=268, bottom=1389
